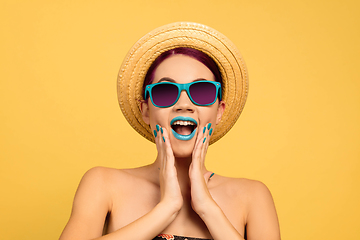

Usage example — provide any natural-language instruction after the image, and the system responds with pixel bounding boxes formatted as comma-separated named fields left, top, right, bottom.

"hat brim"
left=117, top=22, right=248, bottom=145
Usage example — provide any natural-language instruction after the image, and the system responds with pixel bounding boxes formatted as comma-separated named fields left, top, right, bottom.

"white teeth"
left=172, top=120, right=195, bottom=126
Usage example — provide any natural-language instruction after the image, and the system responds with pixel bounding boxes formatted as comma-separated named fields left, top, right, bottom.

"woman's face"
left=141, top=54, right=225, bottom=157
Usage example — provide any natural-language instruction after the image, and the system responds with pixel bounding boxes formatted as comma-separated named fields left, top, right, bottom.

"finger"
left=203, top=171, right=214, bottom=184
left=161, top=127, right=172, bottom=155
left=200, top=123, right=212, bottom=163
left=153, top=125, right=162, bottom=155
left=155, top=124, right=167, bottom=171
left=200, top=123, right=212, bottom=146
left=192, top=123, right=211, bottom=171
left=192, top=140, right=203, bottom=170
left=193, top=124, right=206, bottom=157
left=160, top=127, right=176, bottom=170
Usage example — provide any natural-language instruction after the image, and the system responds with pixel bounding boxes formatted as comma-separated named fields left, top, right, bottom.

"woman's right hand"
left=154, top=125, right=183, bottom=212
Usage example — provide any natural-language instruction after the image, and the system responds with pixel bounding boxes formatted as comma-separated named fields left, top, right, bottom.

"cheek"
left=199, top=107, right=219, bottom=123
left=148, top=107, right=169, bottom=128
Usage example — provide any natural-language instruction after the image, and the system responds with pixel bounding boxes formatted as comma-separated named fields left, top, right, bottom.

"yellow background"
left=1, top=0, right=359, bottom=239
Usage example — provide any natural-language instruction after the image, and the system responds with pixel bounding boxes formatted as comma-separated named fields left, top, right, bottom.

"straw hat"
left=117, top=22, right=248, bottom=145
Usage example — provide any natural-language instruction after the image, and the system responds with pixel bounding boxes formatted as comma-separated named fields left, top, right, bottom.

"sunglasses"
left=144, top=80, right=222, bottom=108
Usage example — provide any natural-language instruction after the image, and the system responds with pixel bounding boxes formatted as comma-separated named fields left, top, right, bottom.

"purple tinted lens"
left=189, top=82, right=217, bottom=105
left=152, top=83, right=178, bottom=106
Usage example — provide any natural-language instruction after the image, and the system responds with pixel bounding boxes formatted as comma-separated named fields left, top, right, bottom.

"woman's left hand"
left=189, top=124, right=247, bottom=240
left=189, top=123, right=217, bottom=216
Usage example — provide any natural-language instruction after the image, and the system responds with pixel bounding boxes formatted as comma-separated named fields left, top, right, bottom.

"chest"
left=105, top=180, right=246, bottom=236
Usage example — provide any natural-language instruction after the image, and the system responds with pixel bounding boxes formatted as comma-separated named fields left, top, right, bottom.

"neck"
left=153, top=155, right=207, bottom=190
left=174, top=156, right=192, bottom=177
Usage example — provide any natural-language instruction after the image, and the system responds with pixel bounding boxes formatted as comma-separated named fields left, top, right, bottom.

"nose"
left=173, top=89, right=195, bottom=113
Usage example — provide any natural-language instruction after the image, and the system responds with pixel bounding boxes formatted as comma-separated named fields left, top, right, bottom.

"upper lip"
left=170, top=116, right=198, bottom=126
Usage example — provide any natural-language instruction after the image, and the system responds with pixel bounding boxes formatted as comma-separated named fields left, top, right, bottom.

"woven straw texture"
left=117, top=22, right=248, bottom=145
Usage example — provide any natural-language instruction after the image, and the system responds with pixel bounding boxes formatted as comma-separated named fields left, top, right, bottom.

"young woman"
left=59, top=22, right=280, bottom=240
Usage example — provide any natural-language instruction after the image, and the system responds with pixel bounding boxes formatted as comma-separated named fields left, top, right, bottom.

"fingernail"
left=161, top=127, right=163, bottom=134
left=162, top=136, right=165, bottom=142
left=156, top=125, right=160, bottom=131
left=154, top=130, right=157, bottom=137
left=207, top=123, right=212, bottom=130
left=209, top=128, right=213, bottom=136
left=203, top=137, right=206, bottom=143
left=209, top=172, right=215, bottom=179
left=203, top=127, right=206, bottom=133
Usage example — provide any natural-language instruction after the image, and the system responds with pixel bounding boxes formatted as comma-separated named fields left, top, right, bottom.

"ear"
left=216, top=101, right=225, bottom=125
left=140, top=101, right=150, bottom=125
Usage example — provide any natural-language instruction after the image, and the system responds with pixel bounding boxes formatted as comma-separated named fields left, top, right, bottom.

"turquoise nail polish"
left=161, top=128, right=163, bottom=134
left=203, top=127, right=206, bottom=133
left=209, top=128, right=213, bottom=136
left=209, top=172, right=215, bottom=179
left=154, top=130, right=157, bottom=137
left=203, top=137, right=206, bottom=143
left=162, top=136, right=165, bottom=142
left=207, top=123, right=212, bottom=130
left=156, top=125, right=160, bottom=131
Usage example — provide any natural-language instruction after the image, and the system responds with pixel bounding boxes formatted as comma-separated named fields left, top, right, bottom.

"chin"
left=173, top=151, right=193, bottom=158
left=170, top=139, right=196, bottom=158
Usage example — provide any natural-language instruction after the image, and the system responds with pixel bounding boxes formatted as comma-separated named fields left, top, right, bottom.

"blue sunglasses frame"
left=144, top=80, right=222, bottom=108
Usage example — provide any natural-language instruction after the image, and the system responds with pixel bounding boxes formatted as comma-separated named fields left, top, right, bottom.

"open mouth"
left=172, top=120, right=197, bottom=135
left=170, top=117, right=198, bottom=141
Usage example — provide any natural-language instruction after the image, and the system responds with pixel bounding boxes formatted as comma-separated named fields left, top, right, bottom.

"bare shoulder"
left=80, top=165, right=154, bottom=192
left=79, top=166, right=126, bottom=192
left=81, top=166, right=120, bottom=183
left=229, top=177, right=273, bottom=200
left=213, top=175, right=280, bottom=235
left=225, top=178, right=275, bottom=211
left=214, top=176, right=280, bottom=239
left=60, top=166, right=155, bottom=239
left=224, top=176, right=276, bottom=208
left=82, top=165, right=134, bottom=179
left=73, top=166, right=153, bottom=210
left=59, top=167, right=121, bottom=239
left=211, top=174, right=271, bottom=199
left=73, top=167, right=124, bottom=209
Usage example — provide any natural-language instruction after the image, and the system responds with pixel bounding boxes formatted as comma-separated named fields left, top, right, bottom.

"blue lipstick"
left=170, top=116, right=198, bottom=141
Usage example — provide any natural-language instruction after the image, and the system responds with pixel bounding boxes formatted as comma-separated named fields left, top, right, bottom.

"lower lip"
left=171, top=128, right=197, bottom=141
